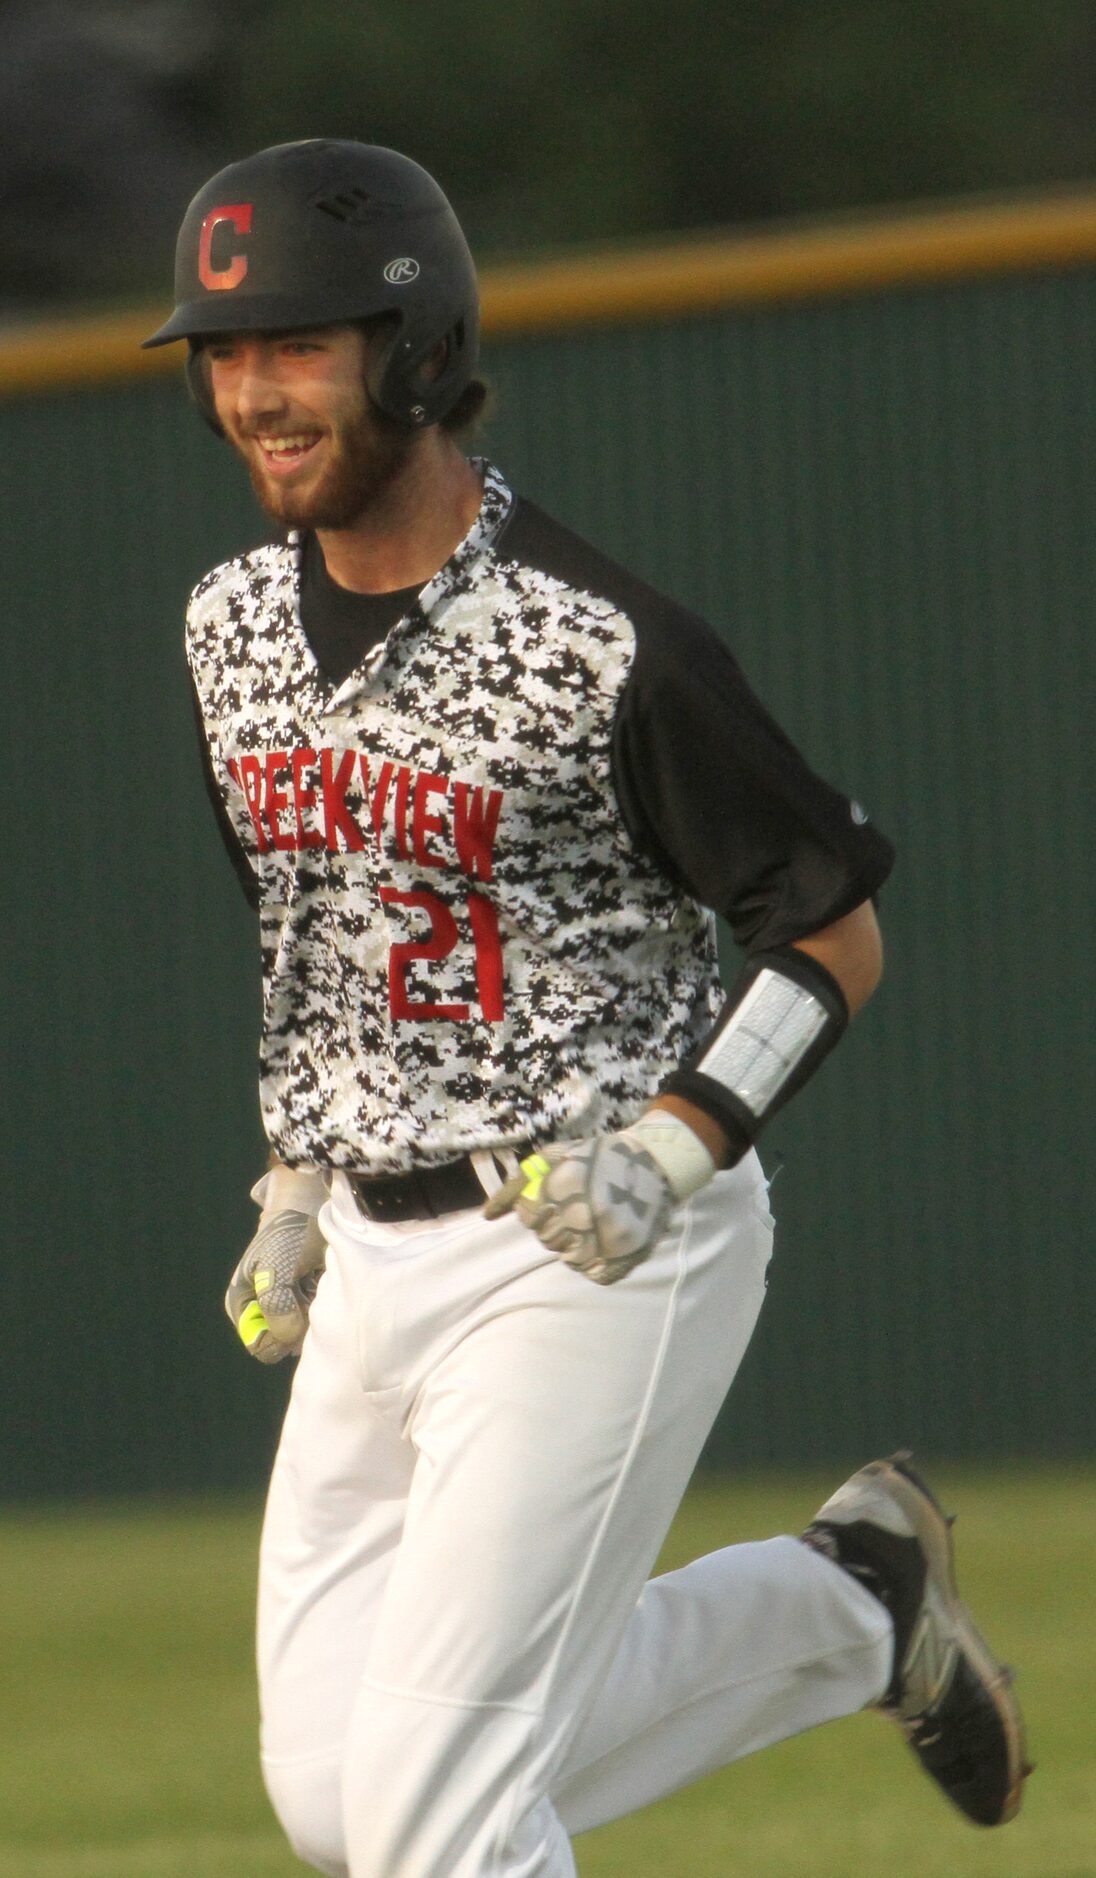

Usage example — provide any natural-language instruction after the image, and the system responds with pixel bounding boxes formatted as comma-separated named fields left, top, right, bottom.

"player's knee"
left=342, top=1685, right=550, bottom=1877
left=262, top=1754, right=347, bottom=1878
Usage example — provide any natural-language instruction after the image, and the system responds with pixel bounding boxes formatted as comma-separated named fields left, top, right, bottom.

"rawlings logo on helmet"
left=198, top=204, right=254, bottom=292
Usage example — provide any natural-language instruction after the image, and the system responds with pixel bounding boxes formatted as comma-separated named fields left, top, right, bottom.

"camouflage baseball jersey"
left=187, top=462, right=893, bottom=1174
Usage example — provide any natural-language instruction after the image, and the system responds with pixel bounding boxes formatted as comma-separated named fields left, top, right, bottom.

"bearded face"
left=206, top=325, right=416, bottom=531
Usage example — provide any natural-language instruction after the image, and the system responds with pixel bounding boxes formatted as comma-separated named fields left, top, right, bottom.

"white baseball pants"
left=256, top=1156, right=892, bottom=1878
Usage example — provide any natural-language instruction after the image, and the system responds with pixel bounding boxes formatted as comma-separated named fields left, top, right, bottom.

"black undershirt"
left=299, top=530, right=421, bottom=685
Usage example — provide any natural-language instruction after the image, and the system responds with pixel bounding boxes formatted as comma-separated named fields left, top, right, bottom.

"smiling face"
left=204, top=324, right=415, bottom=530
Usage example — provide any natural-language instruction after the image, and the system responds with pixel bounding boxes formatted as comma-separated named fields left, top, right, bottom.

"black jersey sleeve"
left=610, top=604, right=894, bottom=949
left=190, top=682, right=260, bottom=912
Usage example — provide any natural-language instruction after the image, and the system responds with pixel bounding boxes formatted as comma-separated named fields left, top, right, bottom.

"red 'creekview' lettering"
left=226, top=747, right=505, bottom=882
left=320, top=749, right=366, bottom=852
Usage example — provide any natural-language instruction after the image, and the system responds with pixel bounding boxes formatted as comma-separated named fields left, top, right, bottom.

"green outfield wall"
left=3, top=192, right=1094, bottom=1498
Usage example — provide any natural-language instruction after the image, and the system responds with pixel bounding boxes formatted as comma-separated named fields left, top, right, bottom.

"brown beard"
left=242, top=404, right=415, bottom=530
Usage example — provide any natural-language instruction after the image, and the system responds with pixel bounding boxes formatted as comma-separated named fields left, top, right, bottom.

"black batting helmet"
left=143, top=139, right=480, bottom=430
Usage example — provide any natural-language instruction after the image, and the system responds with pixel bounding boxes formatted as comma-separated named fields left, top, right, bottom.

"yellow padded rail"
left=4, top=187, right=1096, bottom=397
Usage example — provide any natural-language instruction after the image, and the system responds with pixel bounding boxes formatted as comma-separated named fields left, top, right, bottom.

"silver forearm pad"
left=659, top=947, right=849, bottom=1157
left=697, top=966, right=833, bottom=1120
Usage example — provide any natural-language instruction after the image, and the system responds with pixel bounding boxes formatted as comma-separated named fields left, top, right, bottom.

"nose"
left=234, top=347, right=287, bottom=426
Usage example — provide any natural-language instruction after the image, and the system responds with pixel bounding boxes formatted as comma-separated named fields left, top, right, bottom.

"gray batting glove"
left=225, top=1165, right=328, bottom=1363
left=483, top=1110, right=715, bottom=1284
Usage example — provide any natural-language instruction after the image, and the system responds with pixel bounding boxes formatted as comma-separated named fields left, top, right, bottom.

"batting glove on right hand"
left=483, top=1109, right=715, bottom=1284
left=225, top=1165, right=328, bottom=1364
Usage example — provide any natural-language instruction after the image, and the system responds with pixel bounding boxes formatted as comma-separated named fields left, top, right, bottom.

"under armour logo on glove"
left=483, top=1111, right=716, bottom=1285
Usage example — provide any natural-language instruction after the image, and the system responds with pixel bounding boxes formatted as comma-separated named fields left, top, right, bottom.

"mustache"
left=237, top=423, right=325, bottom=441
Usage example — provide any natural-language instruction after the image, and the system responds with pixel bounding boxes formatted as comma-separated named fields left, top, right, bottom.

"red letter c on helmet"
left=198, top=203, right=253, bottom=291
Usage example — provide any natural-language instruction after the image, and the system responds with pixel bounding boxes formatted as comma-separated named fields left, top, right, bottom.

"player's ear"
left=185, top=341, right=225, bottom=438
left=419, top=337, right=450, bottom=385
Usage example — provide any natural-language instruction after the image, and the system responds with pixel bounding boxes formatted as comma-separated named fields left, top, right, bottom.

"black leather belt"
left=346, top=1156, right=490, bottom=1223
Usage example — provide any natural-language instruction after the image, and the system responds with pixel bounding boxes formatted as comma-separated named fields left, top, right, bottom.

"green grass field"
left=1, top=1469, right=1091, bottom=1877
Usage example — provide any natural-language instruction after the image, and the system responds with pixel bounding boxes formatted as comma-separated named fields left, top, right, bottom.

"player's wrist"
left=621, top=1108, right=717, bottom=1200
left=643, top=1096, right=730, bottom=1172
left=250, top=1162, right=328, bottom=1219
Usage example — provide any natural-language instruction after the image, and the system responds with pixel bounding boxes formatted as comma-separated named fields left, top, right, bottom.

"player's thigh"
left=257, top=1235, right=415, bottom=1765
left=360, top=1167, right=771, bottom=1722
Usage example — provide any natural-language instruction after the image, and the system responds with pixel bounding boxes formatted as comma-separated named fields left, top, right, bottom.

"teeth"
left=261, top=434, right=318, bottom=456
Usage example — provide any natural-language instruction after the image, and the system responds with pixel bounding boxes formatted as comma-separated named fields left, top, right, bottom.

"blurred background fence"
left=3, top=191, right=1094, bottom=1500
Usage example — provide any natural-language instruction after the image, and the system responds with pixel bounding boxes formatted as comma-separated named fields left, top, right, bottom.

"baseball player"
left=147, top=140, right=1028, bottom=1878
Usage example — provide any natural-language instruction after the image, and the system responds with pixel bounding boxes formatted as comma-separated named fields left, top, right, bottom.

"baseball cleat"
left=802, top=1452, right=1030, bottom=1827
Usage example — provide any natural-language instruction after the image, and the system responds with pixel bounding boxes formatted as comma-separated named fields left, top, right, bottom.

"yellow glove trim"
left=237, top=1300, right=270, bottom=1348
left=519, top=1152, right=552, bottom=1202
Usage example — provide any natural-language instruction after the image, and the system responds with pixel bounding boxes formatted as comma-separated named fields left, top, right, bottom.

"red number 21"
left=379, top=888, right=505, bottom=1022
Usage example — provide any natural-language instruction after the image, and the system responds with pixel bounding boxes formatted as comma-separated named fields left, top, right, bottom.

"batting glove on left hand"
left=225, top=1165, right=328, bottom=1363
left=483, top=1110, right=715, bottom=1284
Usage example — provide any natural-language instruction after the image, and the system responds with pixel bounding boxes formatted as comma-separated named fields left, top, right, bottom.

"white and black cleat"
left=802, top=1452, right=1031, bottom=1826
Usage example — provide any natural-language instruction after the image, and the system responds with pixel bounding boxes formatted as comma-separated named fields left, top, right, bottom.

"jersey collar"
left=316, top=460, right=514, bottom=709
left=413, top=458, right=513, bottom=618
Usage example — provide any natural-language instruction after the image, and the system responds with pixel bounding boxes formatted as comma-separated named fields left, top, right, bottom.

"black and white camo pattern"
left=187, top=463, right=723, bottom=1174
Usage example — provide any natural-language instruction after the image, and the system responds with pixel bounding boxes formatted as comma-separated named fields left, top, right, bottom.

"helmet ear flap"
left=366, top=318, right=475, bottom=428
left=364, top=321, right=431, bottom=428
left=185, top=344, right=225, bottom=438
